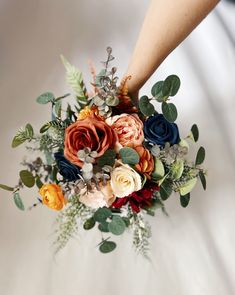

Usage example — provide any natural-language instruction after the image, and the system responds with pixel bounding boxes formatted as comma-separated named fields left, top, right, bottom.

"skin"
left=124, top=0, right=220, bottom=99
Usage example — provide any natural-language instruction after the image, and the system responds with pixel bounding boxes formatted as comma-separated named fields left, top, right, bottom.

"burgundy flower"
left=112, top=183, right=160, bottom=213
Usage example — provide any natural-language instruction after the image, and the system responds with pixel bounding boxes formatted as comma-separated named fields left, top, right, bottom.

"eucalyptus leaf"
left=151, top=158, right=165, bottom=181
left=108, top=215, right=126, bottom=235
left=36, top=92, right=54, bottom=104
left=94, top=207, right=112, bottom=223
left=151, top=81, right=164, bottom=99
left=25, top=123, right=34, bottom=138
left=13, top=192, right=25, bottom=211
left=195, top=147, right=205, bottom=166
left=180, top=193, right=190, bottom=208
left=12, top=136, right=26, bottom=148
left=54, top=101, right=62, bottom=118
left=19, top=170, right=35, bottom=188
left=83, top=217, right=96, bottom=230
left=98, top=221, right=109, bottom=232
left=162, top=75, right=181, bottom=97
left=162, top=102, right=178, bottom=122
left=35, top=177, right=43, bottom=189
left=199, top=171, right=206, bottom=190
left=191, top=124, right=199, bottom=142
left=119, top=147, right=140, bottom=165
left=97, top=149, right=116, bottom=167
left=99, top=241, right=116, bottom=253
left=0, top=184, right=14, bottom=192
left=171, top=159, right=184, bottom=180
left=139, top=96, right=155, bottom=117
left=160, top=181, right=172, bottom=201
left=179, top=178, right=197, bottom=196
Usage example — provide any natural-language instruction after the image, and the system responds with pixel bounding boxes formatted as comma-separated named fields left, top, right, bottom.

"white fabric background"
left=0, top=1, right=235, bottom=294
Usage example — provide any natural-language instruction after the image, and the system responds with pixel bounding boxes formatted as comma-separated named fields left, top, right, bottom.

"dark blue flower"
left=144, top=114, right=180, bottom=147
left=54, top=151, right=81, bottom=181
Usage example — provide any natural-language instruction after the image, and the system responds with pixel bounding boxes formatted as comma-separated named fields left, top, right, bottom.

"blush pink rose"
left=106, top=114, right=144, bottom=151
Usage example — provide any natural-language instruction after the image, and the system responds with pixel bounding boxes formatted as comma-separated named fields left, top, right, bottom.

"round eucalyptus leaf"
left=160, top=181, right=172, bottom=201
left=36, top=92, right=55, bottom=104
left=94, top=207, right=112, bottom=223
left=119, top=147, right=140, bottom=165
left=151, top=81, right=164, bottom=98
left=98, top=221, right=109, bottom=232
left=162, top=75, right=181, bottom=97
left=138, top=96, right=155, bottom=117
left=83, top=217, right=96, bottom=230
left=97, top=149, right=116, bottom=167
left=162, top=102, right=178, bottom=123
left=108, top=215, right=126, bottom=235
left=99, top=241, right=117, bottom=253
left=179, top=178, right=197, bottom=196
left=19, top=170, right=35, bottom=188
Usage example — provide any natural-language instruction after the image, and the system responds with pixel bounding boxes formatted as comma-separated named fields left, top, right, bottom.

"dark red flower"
left=112, top=183, right=160, bottom=213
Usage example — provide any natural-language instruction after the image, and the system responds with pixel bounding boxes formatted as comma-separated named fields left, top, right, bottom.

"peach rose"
left=106, top=114, right=144, bottom=152
left=64, top=114, right=117, bottom=167
left=40, top=183, right=67, bottom=211
left=134, top=145, right=154, bottom=178
left=79, top=181, right=116, bottom=209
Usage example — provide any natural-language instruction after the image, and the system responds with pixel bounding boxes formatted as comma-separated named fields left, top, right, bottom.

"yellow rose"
left=79, top=181, right=116, bottom=209
left=39, top=184, right=67, bottom=211
left=110, top=161, right=142, bottom=198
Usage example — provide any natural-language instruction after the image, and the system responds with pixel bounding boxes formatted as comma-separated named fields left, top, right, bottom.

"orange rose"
left=64, top=114, right=117, bottom=167
left=106, top=114, right=144, bottom=151
left=40, top=184, right=67, bottom=211
left=134, top=146, right=154, bottom=178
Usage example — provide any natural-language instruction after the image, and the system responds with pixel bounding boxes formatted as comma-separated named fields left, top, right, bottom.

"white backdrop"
left=0, top=1, right=235, bottom=294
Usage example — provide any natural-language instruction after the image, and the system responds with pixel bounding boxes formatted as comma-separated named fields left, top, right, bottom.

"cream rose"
left=106, top=113, right=144, bottom=152
left=110, top=161, right=142, bottom=198
left=79, top=181, right=115, bottom=209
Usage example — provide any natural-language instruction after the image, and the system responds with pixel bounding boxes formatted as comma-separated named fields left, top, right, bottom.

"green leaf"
left=151, top=158, right=165, bottom=181
left=179, top=178, right=197, bottom=196
left=160, top=181, right=172, bottom=201
left=13, top=192, right=25, bottom=211
left=191, top=124, right=199, bottom=142
left=99, top=241, right=117, bottom=253
left=108, top=215, right=126, bottom=235
left=83, top=217, right=96, bottom=230
left=97, top=149, right=116, bottom=167
left=98, top=221, right=109, bottom=232
left=0, top=184, right=14, bottom=191
left=12, top=136, right=26, bottom=148
left=162, top=75, right=181, bottom=97
left=171, top=159, right=184, bottom=180
left=151, top=81, right=164, bottom=99
left=138, top=95, right=155, bottom=117
left=94, top=207, right=112, bottom=223
left=180, top=193, right=190, bottom=208
left=199, top=171, right=206, bottom=190
left=119, top=147, right=140, bottom=165
left=195, top=147, right=205, bottom=166
left=36, top=92, right=55, bottom=104
left=54, top=101, right=62, bottom=118
left=25, top=124, right=34, bottom=138
left=122, top=217, right=130, bottom=227
left=19, top=170, right=35, bottom=188
left=35, top=177, right=43, bottom=189
left=162, top=102, right=178, bottom=122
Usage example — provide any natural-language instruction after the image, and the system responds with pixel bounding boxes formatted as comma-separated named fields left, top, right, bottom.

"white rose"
left=111, top=161, right=142, bottom=198
left=79, top=182, right=115, bottom=209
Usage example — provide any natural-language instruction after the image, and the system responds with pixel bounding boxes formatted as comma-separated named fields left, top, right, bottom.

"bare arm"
left=125, top=0, right=220, bottom=97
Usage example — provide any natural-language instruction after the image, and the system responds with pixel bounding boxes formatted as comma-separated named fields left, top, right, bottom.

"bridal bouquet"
left=1, top=47, right=206, bottom=256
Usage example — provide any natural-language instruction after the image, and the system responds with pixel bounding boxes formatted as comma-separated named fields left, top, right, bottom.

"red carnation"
left=112, top=183, right=160, bottom=213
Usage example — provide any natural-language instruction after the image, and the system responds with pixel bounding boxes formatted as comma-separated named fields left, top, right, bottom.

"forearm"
left=125, top=0, right=220, bottom=94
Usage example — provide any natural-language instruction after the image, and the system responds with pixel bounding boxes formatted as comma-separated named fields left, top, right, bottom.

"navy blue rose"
left=144, top=114, right=180, bottom=147
left=54, top=152, right=81, bottom=181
